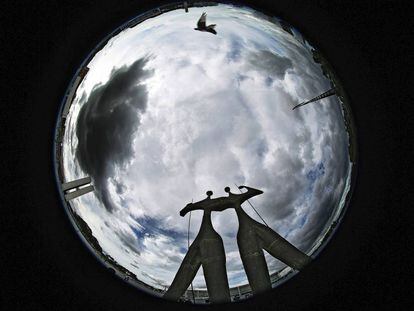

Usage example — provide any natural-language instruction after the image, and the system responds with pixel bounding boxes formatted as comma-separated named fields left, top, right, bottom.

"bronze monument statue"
left=163, top=190, right=231, bottom=303
left=164, top=186, right=312, bottom=301
left=223, top=185, right=312, bottom=294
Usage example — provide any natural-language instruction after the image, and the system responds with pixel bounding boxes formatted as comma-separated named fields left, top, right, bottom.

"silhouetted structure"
left=279, top=20, right=294, bottom=36
left=194, top=12, right=217, bottom=35
left=62, top=176, right=94, bottom=200
left=222, top=186, right=311, bottom=294
left=61, top=67, right=89, bottom=120
left=164, top=191, right=231, bottom=303
left=165, top=186, right=311, bottom=301
left=292, top=87, right=336, bottom=110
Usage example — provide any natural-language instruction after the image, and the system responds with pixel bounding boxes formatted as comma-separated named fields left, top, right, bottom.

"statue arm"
left=180, top=202, right=201, bottom=216
left=180, top=198, right=211, bottom=216
left=207, top=198, right=233, bottom=212
left=238, top=185, right=264, bottom=202
left=180, top=197, right=233, bottom=216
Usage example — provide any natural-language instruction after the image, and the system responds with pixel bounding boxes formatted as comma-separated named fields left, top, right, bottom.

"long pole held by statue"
left=187, top=200, right=195, bottom=304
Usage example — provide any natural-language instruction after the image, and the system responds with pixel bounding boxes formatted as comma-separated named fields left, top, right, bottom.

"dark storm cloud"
left=249, top=50, right=293, bottom=78
left=76, top=57, right=153, bottom=212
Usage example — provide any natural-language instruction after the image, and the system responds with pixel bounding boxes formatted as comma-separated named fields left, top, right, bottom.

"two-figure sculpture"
left=164, top=186, right=312, bottom=303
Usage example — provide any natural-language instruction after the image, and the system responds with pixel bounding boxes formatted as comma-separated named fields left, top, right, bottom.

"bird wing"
left=197, top=12, right=207, bottom=28
left=209, top=28, right=217, bottom=35
left=206, top=24, right=217, bottom=34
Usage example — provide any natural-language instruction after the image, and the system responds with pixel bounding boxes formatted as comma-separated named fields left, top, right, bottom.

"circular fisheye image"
left=54, top=1, right=356, bottom=304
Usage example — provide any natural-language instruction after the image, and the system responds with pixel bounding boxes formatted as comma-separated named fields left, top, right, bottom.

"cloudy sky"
left=62, top=4, right=352, bottom=290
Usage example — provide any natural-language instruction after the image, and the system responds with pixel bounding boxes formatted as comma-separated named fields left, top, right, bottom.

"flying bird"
left=194, top=12, right=217, bottom=35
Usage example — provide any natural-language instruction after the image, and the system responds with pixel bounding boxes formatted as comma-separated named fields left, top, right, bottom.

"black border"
left=1, top=1, right=409, bottom=310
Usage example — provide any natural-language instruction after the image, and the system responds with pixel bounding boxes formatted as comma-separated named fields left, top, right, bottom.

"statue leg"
left=256, top=224, right=312, bottom=270
left=200, top=238, right=231, bottom=303
left=237, top=228, right=271, bottom=295
left=163, top=243, right=202, bottom=301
